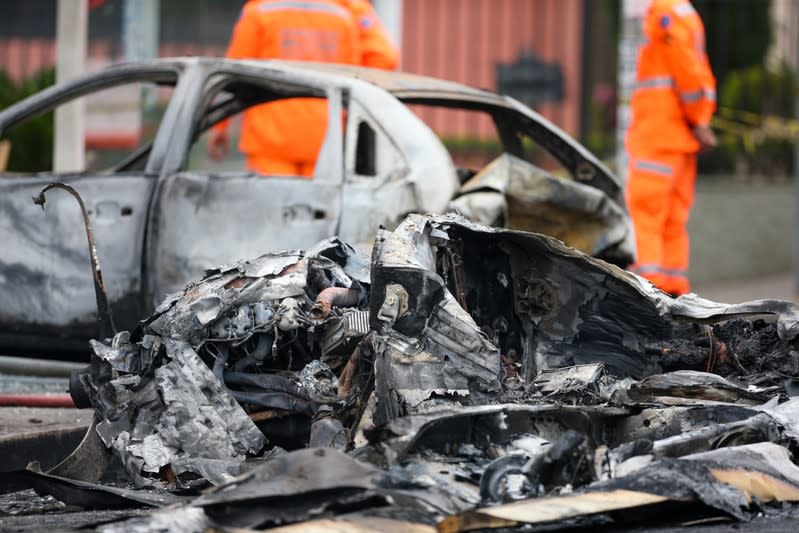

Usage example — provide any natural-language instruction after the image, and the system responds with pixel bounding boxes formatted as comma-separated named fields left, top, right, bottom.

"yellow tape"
left=710, top=111, right=799, bottom=150
left=620, top=100, right=799, bottom=144
left=715, top=106, right=763, bottom=125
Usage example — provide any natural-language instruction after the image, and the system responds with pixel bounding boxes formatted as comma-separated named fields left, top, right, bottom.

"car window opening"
left=0, top=79, right=176, bottom=175
left=405, top=102, right=571, bottom=182
left=191, top=78, right=337, bottom=179
left=355, top=121, right=376, bottom=176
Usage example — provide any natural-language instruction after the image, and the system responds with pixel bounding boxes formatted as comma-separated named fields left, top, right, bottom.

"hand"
left=693, top=124, right=717, bottom=152
left=208, top=129, right=229, bottom=161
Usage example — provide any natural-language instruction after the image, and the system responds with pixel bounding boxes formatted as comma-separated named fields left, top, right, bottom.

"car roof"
left=75, top=57, right=621, bottom=203
left=266, top=60, right=503, bottom=100
left=127, top=57, right=512, bottom=107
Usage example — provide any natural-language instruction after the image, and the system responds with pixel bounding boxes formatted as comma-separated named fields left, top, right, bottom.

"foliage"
left=705, top=64, right=799, bottom=177
left=441, top=136, right=502, bottom=154
left=721, top=65, right=796, bottom=116
left=598, top=0, right=620, bottom=49
left=584, top=83, right=616, bottom=160
left=441, top=135, right=561, bottom=174
left=693, top=0, right=772, bottom=87
left=0, top=68, right=55, bottom=172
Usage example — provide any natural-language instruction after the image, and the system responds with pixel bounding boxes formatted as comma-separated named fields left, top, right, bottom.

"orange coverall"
left=341, top=0, right=400, bottom=70
left=216, top=0, right=398, bottom=177
left=625, top=0, right=716, bottom=296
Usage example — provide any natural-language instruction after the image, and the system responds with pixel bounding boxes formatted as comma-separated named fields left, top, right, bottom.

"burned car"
left=0, top=57, right=632, bottom=355
left=5, top=213, right=799, bottom=532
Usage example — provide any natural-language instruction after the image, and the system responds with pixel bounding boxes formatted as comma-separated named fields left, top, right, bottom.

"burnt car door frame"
left=395, top=94, right=623, bottom=202
left=143, top=61, right=348, bottom=302
left=0, top=62, right=185, bottom=175
left=337, top=82, right=451, bottom=246
left=0, top=62, right=185, bottom=353
left=393, top=93, right=632, bottom=264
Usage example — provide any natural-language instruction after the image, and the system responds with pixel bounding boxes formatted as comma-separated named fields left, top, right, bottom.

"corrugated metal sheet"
left=401, top=0, right=584, bottom=138
left=0, top=38, right=57, bottom=82
left=0, top=39, right=225, bottom=82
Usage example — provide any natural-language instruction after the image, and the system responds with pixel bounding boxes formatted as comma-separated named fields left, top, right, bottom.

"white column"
left=616, top=0, right=650, bottom=184
left=54, top=0, right=88, bottom=173
left=123, top=0, right=159, bottom=63
left=123, top=0, right=160, bottom=116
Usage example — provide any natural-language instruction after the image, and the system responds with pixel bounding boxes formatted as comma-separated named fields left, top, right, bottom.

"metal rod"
left=33, top=183, right=117, bottom=339
left=0, top=355, right=85, bottom=378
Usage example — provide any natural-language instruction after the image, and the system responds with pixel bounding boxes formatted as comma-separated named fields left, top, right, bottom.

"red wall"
left=0, top=38, right=225, bottom=83
left=401, top=0, right=584, bottom=138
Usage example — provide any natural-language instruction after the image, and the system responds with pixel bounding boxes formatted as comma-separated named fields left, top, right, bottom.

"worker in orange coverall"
left=625, top=0, right=717, bottom=296
left=208, top=0, right=399, bottom=177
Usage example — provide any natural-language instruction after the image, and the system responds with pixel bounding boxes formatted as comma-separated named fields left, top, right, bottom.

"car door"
left=145, top=69, right=345, bottom=300
left=0, top=66, right=181, bottom=353
left=338, top=97, right=415, bottom=247
left=338, top=87, right=460, bottom=249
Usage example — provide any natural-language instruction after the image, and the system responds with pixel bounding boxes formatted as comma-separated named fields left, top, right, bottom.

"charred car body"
left=5, top=213, right=799, bottom=531
left=0, top=58, right=632, bottom=355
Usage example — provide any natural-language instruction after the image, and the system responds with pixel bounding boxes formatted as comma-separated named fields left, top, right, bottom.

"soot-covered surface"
left=5, top=214, right=799, bottom=532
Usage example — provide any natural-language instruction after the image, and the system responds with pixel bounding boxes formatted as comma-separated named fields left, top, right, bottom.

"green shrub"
left=711, top=64, right=799, bottom=178
left=0, top=68, right=56, bottom=172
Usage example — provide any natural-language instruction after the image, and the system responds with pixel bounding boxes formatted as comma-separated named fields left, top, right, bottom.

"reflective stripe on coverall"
left=216, top=0, right=398, bottom=177
left=625, top=0, right=716, bottom=295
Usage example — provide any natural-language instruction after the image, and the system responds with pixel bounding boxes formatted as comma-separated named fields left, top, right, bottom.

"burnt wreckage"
left=6, top=213, right=799, bottom=531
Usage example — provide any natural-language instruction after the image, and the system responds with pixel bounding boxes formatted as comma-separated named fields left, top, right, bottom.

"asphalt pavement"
left=693, top=271, right=797, bottom=304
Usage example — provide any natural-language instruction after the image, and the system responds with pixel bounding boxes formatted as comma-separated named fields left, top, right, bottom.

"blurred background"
left=0, top=0, right=796, bottom=297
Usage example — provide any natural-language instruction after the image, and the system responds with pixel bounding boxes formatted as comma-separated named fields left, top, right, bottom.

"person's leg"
left=660, top=153, right=697, bottom=295
left=626, top=156, right=677, bottom=291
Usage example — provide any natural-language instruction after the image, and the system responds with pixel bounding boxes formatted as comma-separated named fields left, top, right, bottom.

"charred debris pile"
left=7, top=214, right=799, bottom=531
